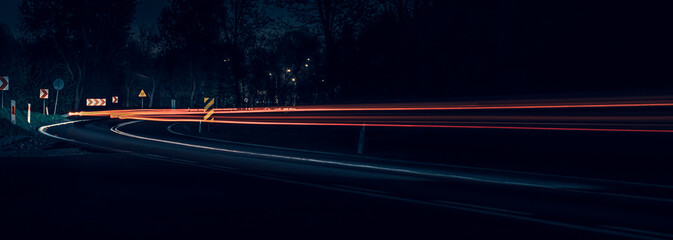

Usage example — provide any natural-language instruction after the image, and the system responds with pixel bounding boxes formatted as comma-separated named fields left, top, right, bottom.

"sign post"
left=40, top=89, right=49, bottom=114
left=0, top=76, right=8, bottom=109
left=171, top=99, right=176, bottom=109
left=138, top=89, right=147, bottom=108
left=53, top=79, right=64, bottom=115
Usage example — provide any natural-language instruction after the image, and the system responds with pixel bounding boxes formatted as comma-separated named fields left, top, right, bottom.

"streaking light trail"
left=68, top=97, right=673, bottom=133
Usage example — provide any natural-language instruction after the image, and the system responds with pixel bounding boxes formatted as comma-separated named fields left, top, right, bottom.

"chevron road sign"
left=0, top=76, right=8, bottom=90
left=1, top=76, right=7, bottom=109
left=40, top=89, right=49, bottom=99
left=86, top=98, right=107, bottom=106
left=112, top=96, right=118, bottom=104
left=40, top=89, right=49, bottom=114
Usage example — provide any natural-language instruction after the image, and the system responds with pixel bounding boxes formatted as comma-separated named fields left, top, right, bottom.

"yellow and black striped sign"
left=203, top=97, right=215, bottom=121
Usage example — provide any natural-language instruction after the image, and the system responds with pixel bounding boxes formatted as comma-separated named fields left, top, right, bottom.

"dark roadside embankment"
left=0, top=108, right=88, bottom=157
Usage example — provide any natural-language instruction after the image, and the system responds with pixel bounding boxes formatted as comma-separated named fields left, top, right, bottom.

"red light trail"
left=68, top=97, right=673, bottom=133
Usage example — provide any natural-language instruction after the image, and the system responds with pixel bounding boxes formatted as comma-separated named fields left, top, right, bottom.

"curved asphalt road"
left=38, top=118, right=673, bottom=239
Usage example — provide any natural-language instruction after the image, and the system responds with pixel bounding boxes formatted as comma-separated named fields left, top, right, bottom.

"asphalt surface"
left=7, top=117, right=670, bottom=239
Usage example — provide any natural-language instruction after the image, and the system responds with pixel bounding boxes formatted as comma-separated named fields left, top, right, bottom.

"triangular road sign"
left=139, top=89, right=147, bottom=98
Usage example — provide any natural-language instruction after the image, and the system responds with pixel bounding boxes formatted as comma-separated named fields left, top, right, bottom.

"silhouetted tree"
left=159, top=0, right=228, bottom=108
left=272, top=0, right=376, bottom=101
left=159, top=0, right=269, bottom=108
left=271, top=28, right=320, bottom=105
left=222, top=0, right=270, bottom=107
left=19, top=0, right=137, bottom=110
left=0, top=23, right=27, bottom=109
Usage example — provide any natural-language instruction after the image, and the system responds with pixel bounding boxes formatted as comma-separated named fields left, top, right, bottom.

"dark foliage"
left=1, top=0, right=671, bottom=111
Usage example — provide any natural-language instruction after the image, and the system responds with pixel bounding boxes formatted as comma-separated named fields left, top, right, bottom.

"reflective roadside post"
left=27, top=103, right=31, bottom=124
left=358, top=123, right=366, bottom=154
left=202, top=97, right=215, bottom=133
left=10, top=99, right=16, bottom=125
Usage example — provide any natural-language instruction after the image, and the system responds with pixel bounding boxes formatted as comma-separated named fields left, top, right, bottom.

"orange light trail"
left=140, top=118, right=673, bottom=133
left=67, top=97, right=673, bottom=133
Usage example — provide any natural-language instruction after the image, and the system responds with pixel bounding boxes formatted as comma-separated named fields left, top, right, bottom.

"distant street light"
left=286, top=69, right=291, bottom=73
left=292, top=78, right=297, bottom=106
left=305, top=64, right=309, bottom=67
left=307, top=58, right=310, bottom=61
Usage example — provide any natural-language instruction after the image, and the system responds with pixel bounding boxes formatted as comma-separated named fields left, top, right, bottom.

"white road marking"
left=206, top=166, right=664, bottom=240
left=38, top=119, right=92, bottom=143
left=574, top=191, right=673, bottom=204
left=168, top=122, right=673, bottom=192
left=39, top=119, right=133, bottom=154
left=167, top=123, right=392, bottom=161
left=208, top=164, right=240, bottom=170
left=170, top=122, right=673, bottom=203
left=601, top=225, right=673, bottom=239
left=172, top=158, right=197, bottom=164
left=37, top=119, right=670, bottom=240
left=435, top=200, right=533, bottom=216
left=145, top=154, right=168, bottom=159
left=113, top=121, right=594, bottom=190
left=334, top=185, right=390, bottom=195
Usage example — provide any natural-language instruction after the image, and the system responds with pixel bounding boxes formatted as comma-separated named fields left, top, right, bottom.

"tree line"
left=1, top=0, right=670, bottom=111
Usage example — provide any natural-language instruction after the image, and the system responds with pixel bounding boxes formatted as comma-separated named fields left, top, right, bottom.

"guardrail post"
left=358, top=124, right=366, bottom=154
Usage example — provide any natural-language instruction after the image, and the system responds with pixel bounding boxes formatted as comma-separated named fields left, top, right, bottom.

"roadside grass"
left=0, top=107, right=68, bottom=138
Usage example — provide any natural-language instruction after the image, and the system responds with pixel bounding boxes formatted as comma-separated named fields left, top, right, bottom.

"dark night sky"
left=134, top=0, right=169, bottom=27
left=0, top=0, right=168, bottom=32
left=0, top=0, right=297, bottom=34
left=0, top=0, right=21, bottom=30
